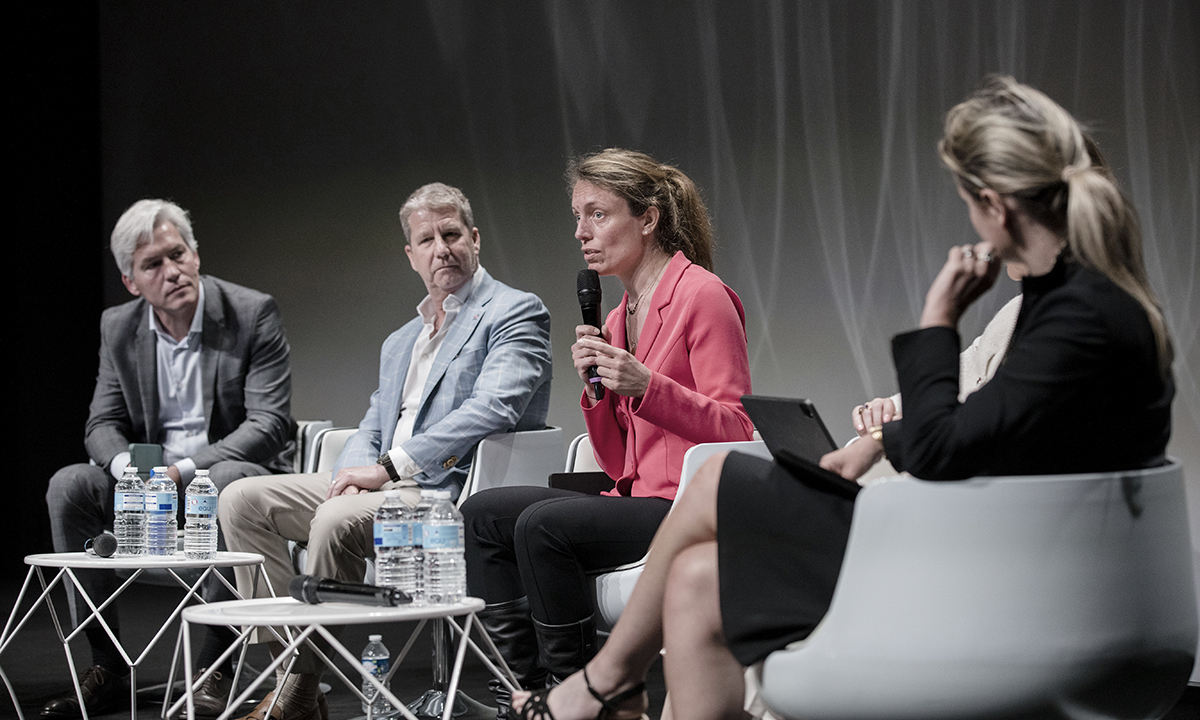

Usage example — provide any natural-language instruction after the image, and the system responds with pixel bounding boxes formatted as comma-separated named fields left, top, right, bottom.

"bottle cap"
left=153, top=466, right=169, bottom=473
left=196, top=469, right=210, bottom=477
left=125, top=466, right=139, bottom=474
left=383, top=489, right=402, bottom=498
left=434, top=490, right=452, bottom=499
left=420, top=489, right=437, bottom=497
left=369, top=634, right=382, bottom=641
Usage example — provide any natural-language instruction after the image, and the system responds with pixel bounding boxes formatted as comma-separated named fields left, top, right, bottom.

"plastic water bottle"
left=144, top=466, right=178, bottom=556
left=360, top=634, right=393, bottom=718
left=113, top=466, right=146, bottom=557
left=423, top=490, right=465, bottom=605
left=409, top=490, right=436, bottom=607
left=373, top=489, right=411, bottom=590
left=184, top=469, right=218, bottom=559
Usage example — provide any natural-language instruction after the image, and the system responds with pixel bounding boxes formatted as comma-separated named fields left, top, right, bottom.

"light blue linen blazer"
left=333, top=269, right=552, bottom=498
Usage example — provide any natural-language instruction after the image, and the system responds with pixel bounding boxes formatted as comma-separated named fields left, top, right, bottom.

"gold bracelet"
left=869, top=425, right=884, bottom=443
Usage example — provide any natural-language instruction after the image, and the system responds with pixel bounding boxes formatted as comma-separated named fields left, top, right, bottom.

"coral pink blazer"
left=582, top=252, right=754, bottom=499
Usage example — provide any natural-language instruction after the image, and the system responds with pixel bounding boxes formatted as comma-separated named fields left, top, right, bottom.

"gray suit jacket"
left=84, top=275, right=296, bottom=473
left=334, top=269, right=552, bottom=497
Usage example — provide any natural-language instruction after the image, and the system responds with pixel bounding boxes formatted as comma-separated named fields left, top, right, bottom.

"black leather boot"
left=533, top=614, right=598, bottom=685
left=479, top=597, right=547, bottom=719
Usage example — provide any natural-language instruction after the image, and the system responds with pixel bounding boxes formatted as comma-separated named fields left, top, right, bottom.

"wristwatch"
left=376, top=452, right=400, bottom=482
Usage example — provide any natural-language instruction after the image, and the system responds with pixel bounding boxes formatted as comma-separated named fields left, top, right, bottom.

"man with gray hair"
left=220, top=182, right=552, bottom=719
left=43, top=199, right=296, bottom=718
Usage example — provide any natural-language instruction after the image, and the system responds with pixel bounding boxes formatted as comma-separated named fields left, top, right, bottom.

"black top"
left=883, top=256, right=1173, bottom=479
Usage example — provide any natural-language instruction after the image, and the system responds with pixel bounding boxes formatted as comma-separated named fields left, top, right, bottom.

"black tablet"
left=741, top=395, right=861, bottom=499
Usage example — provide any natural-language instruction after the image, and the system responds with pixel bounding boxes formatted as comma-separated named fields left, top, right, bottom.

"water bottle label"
left=422, top=524, right=463, bottom=550
left=413, top=523, right=422, bottom=546
left=186, top=495, right=217, bottom=516
left=374, top=520, right=410, bottom=547
left=115, top=492, right=144, bottom=511
left=146, top=492, right=175, bottom=512
left=362, top=657, right=389, bottom=676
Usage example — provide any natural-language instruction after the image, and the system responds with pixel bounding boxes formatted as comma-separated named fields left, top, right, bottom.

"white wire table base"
left=0, top=552, right=270, bottom=720
left=173, top=597, right=519, bottom=720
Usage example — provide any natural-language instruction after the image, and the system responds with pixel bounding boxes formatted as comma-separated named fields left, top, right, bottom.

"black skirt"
left=717, top=451, right=857, bottom=666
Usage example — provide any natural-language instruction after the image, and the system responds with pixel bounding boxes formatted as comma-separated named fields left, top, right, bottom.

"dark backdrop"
left=12, top=5, right=103, bottom=573
left=11, top=0, right=1200, bottom=675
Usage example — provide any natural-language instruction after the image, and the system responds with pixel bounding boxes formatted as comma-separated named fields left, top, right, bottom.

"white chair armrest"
left=459, top=426, right=565, bottom=504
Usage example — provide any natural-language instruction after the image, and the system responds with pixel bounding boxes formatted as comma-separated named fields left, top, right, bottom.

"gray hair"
left=398, top=183, right=474, bottom=243
left=110, top=199, right=197, bottom=276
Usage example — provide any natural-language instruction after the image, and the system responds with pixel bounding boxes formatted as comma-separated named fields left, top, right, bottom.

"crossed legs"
left=662, top=544, right=747, bottom=720
left=515, top=451, right=747, bottom=720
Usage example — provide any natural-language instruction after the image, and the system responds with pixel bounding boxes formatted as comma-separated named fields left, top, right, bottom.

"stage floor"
left=2, top=577, right=1195, bottom=720
left=0, top=577, right=666, bottom=720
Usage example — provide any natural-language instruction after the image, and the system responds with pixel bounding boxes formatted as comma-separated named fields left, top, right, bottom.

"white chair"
left=756, top=461, right=1197, bottom=720
left=565, top=434, right=771, bottom=631
left=458, top=426, right=564, bottom=504
left=305, top=425, right=564, bottom=496
left=304, top=426, right=358, bottom=474
left=565, top=432, right=603, bottom=473
left=292, top=419, right=333, bottom=473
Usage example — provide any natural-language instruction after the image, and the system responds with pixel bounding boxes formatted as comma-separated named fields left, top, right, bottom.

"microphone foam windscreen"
left=289, top=574, right=313, bottom=603
left=577, top=268, right=601, bottom=299
left=91, top=532, right=118, bottom=558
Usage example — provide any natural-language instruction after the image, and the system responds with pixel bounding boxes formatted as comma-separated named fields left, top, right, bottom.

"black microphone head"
left=289, top=574, right=324, bottom=604
left=577, top=269, right=601, bottom=305
left=87, top=532, right=118, bottom=558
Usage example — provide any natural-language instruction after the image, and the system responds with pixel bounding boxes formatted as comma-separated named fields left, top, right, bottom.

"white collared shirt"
left=386, top=265, right=484, bottom=478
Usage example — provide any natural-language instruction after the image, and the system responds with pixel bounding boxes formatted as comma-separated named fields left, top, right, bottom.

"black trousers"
left=461, top=486, right=672, bottom=624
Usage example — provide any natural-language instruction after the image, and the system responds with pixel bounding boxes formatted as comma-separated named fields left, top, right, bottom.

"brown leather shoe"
left=178, top=667, right=233, bottom=719
left=233, top=690, right=328, bottom=720
left=40, top=665, right=127, bottom=718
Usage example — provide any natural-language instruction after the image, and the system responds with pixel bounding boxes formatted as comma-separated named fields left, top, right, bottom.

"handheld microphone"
left=576, top=269, right=605, bottom=400
left=288, top=575, right=412, bottom=607
left=85, top=532, right=118, bottom=558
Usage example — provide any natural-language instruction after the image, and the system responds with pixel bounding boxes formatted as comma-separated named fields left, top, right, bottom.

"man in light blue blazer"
left=220, top=183, right=551, bottom=717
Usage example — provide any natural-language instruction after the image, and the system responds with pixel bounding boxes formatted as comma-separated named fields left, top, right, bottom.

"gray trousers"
left=45, top=460, right=272, bottom=632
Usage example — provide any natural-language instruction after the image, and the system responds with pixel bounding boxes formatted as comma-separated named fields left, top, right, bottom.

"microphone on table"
left=84, top=532, right=118, bottom=558
left=288, top=575, right=411, bottom=607
left=577, top=268, right=605, bottom=401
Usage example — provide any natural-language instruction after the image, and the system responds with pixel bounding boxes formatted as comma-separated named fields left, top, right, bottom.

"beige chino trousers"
left=219, top=472, right=422, bottom=649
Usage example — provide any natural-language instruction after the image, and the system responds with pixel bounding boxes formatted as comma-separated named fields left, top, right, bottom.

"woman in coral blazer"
left=582, top=245, right=753, bottom=500
left=461, top=148, right=753, bottom=717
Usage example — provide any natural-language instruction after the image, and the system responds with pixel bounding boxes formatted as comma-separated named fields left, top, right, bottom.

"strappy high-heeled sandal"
left=513, top=667, right=647, bottom=720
